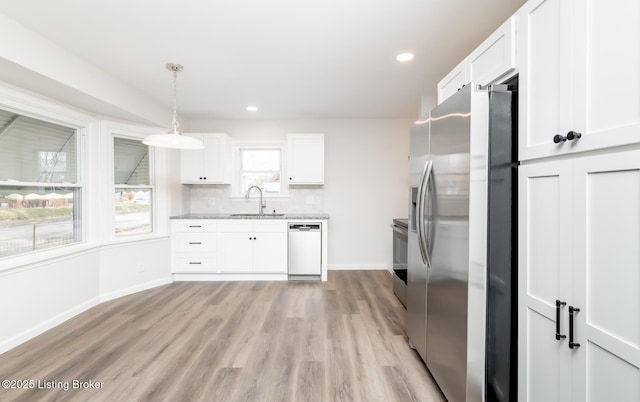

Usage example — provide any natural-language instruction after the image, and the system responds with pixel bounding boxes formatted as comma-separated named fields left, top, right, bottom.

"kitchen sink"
left=229, top=213, right=285, bottom=217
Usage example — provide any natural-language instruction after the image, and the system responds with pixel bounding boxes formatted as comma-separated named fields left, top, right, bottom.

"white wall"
left=0, top=83, right=175, bottom=354
left=99, top=239, right=172, bottom=301
left=0, top=250, right=100, bottom=352
left=188, top=119, right=412, bottom=269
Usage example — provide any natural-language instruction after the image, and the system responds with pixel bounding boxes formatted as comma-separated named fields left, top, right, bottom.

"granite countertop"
left=170, top=213, right=330, bottom=220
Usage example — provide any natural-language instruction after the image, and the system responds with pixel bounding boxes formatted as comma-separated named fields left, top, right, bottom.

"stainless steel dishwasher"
left=288, top=223, right=321, bottom=280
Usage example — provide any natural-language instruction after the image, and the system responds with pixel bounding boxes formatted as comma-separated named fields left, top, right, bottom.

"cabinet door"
left=201, top=134, right=231, bottom=184
left=518, top=0, right=573, bottom=161
left=571, top=151, right=640, bottom=402
left=287, top=134, right=324, bottom=184
left=569, top=0, right=640, bottom=157
left=468, top=16, right=517, bottom=86
left=219, top=233, right=253, bottom=272
left=180, top=134, right=204, bottom=184
left=437, top=59, right=469, bottom=104
left=180, top=133, right=230, bottom=184
left=252, top=233, right=287, bottom=273
left=518, top=160, right=573, bottom=402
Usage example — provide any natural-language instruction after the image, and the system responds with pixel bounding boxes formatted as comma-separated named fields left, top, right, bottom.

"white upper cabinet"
left=180, top=133, right=231, bottom=184
left=468, top=16, right=517, bottom=87
left=437, top=59, right=469, bottom=104
left=437, top=15, right=518, bottom=104
left=518, top=0, right=640, bottom=160
left=287, top=133, right=324, bottom=185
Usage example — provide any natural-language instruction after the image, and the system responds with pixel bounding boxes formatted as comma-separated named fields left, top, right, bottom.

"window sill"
left=0, top=243, right=100, bottom=275
left=102, top=233, right=170, bottom=248
left=0, top=234, right=170, bottom=275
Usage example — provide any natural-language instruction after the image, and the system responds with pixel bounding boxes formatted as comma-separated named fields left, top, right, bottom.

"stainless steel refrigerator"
left=407, top=82, right=517, bottom=402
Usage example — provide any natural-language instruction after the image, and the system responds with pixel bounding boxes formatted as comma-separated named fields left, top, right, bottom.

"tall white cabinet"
left=517, top=0, right=640, bottom=400
left=518, top=0, right=640, bottom=161
left=519, top=151, right=640, bottom=402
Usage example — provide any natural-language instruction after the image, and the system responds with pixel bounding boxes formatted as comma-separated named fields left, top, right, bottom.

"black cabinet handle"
left=556, top=300, right=567, bottom=340
left=569, top=306, right=581, bottom=349
left=553, top=134, right=567, bottom=143
left=189, top=262, right=202, bottom=265
left=188, top=242, right=202, bottom=245
left=189, top=225, right=202, bottom=228
left=566, top=131, right=582, bottom=141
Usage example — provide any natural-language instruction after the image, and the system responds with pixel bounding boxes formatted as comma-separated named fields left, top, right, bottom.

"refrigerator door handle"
left=417, top=160, right=433, bottom=266
left=424, top=165, right=436, bottom=264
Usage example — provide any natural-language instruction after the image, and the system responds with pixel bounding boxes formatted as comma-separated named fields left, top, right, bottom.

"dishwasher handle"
left=289, top=224, right=321, bottom=231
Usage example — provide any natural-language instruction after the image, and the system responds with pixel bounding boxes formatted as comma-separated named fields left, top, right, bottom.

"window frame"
left=230, top=141, right=289, bottom=198
left=111, top=133, right=156, bottom=238
left=0, top=107, right=86, bottom=260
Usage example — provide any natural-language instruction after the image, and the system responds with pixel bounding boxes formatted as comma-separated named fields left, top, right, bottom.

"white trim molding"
left=328, top=264, right=389, bottom=271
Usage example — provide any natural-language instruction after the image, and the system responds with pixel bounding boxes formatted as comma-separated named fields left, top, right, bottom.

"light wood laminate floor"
left=0, top=271, right=445, bottom=402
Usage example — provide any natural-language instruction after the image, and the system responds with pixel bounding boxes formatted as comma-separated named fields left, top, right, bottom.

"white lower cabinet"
left=519, top=149, right=640, bottom=402
left=213, top=220, right=287, bottom=274
left=171, top=220, right=219, bottom=273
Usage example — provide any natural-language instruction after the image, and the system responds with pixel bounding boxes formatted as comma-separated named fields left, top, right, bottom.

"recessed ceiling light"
left=246, top=105, right=258, bottom=112
left=396, top=53, right=414, bottom=62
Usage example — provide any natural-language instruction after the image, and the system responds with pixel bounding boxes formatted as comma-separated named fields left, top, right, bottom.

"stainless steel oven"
left=391, top=218, right=408, bottom=308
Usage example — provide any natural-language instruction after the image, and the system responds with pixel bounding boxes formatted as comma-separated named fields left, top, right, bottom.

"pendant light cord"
left=171, top=69, right=180, bottom=134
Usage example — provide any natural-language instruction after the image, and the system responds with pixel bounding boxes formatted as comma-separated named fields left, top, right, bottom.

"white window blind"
left=0, top=109, right=77, bottom=183
left=113, top=137, right=153, bottom=236
left=114, top=137, right=150, bottom=185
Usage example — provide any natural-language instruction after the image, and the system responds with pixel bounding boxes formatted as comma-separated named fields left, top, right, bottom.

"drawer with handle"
left=173, top=235, right=218, bottom=253
left=174, top=255, right=218, bottom=273
left=173, top=220, right=218, bottom=233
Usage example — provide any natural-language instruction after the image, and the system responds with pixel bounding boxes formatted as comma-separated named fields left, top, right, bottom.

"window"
left=113, top=137, right=153, bottom=236
left=238, top=147, right=283, bottom=195
left=0, top=109, right=81, bottom=258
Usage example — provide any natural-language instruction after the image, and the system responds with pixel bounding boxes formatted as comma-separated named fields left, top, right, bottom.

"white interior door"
left=518, top=160, right=573, bottom=401
left=572, top=151, right=640, bottom=402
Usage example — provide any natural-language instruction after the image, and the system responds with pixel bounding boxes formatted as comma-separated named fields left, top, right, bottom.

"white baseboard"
left=0, top=297, right=100, bottom=355
left=0, top=277, right=173, bottom=355
left=99, top=276, right=174, bottom=303
left=328, top=264, right=389, bottom=271
left=173, top=273, right=289, bottom=282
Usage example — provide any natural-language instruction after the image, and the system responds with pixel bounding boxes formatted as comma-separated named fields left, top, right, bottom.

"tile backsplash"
left=186, top=185, right=325, bottom=215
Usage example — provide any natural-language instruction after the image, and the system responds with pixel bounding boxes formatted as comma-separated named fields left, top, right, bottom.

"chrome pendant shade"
left=142, top=63, right=203, bottom=150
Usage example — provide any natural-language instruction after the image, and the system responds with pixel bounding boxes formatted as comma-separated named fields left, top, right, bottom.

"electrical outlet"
left=208, top=198, right=216, bottom=207
left=137, top=263, right=144, bottom=273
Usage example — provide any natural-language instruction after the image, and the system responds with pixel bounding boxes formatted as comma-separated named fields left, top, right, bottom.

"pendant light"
left=142, top=63, right=204, bottom=149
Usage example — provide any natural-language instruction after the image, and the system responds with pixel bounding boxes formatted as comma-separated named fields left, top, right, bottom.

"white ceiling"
left=0, top=0, right=525, bottom=120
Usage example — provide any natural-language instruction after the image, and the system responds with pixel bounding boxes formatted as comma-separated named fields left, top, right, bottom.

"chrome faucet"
left=245, top=185, right=266, bottom=215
